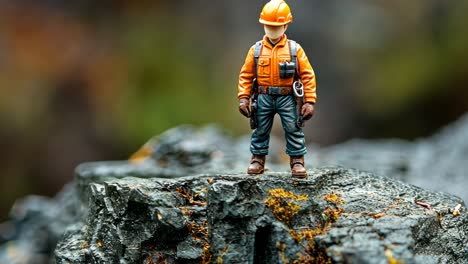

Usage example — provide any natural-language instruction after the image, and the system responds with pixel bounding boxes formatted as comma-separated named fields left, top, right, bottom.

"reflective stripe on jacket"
left=237, top=34, right=317, bottom=103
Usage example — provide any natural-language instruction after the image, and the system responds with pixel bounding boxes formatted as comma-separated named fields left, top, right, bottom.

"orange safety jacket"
left=238, top=34, right=317, bottom=104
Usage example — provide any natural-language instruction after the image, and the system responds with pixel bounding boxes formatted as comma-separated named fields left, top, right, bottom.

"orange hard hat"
left=259, top=0, right=293, bottom=26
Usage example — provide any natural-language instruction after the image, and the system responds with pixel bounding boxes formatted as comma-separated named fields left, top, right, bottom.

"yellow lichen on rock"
left=264, top=188, right=309, bottom=226
left=265, top=189, right=345, bottom=264
left=323, top=192, right=346, bottom=206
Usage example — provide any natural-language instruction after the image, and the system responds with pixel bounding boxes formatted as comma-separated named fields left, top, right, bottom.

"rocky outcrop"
left=1, top=114, right=468, bottom=263
left=56, top=165, right=466, bottom=263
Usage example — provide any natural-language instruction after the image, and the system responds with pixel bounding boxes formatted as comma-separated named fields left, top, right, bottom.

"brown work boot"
left=290, top=156, right=307, bottom=179
left=247, top=155, right=265, bottom=175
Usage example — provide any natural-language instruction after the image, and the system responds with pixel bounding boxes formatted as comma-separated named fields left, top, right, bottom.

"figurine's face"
left=264, top=24, right=287, bottom=41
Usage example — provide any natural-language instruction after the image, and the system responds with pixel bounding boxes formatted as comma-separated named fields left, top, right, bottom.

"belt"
left=258, top=86, right=293, bottom=95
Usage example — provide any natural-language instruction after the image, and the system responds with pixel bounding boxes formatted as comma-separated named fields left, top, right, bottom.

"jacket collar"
left=262, top=34, right=288, bottom=49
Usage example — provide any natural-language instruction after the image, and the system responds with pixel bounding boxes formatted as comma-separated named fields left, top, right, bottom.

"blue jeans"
left=250, top=94, right=307, bottom=156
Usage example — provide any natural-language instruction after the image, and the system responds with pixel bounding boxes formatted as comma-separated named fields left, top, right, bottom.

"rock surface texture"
left=54, top=165, right=466, bottom=264
left=1, top=115, right=468, bottom=263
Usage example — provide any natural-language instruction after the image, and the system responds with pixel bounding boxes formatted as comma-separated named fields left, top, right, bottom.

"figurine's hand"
left=301, top=103, right=315, bottom=120
left=239, top=98, right=251, bottom=118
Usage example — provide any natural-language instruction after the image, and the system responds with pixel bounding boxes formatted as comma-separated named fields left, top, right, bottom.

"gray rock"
left=52, top=166, right=467, bottom=264
left=0, top=183, right=83, bottom=264
left=312, top=113, right=468, bottom=204
left=2, top=115, right=468, bottom=263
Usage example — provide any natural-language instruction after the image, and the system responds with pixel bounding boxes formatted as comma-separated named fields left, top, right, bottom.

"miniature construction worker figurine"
left=237, top=0, right=316, bottom=179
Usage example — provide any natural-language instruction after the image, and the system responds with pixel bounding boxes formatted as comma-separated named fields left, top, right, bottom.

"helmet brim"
left=259, top=18, right=290, bottom=26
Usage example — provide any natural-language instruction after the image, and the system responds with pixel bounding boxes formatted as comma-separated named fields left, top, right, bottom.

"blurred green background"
left=0, top=0, right=467, bottom=221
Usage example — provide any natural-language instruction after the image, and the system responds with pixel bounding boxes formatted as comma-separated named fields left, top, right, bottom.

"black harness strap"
left=288, top=40, right=299, bottom=78
left=253, top=41, right=262, bottom=79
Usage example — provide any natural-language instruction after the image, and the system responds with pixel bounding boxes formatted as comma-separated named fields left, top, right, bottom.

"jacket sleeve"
left=237, top=45, right=256, bottom=100
left=297, top=44, right=317, bottom=104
